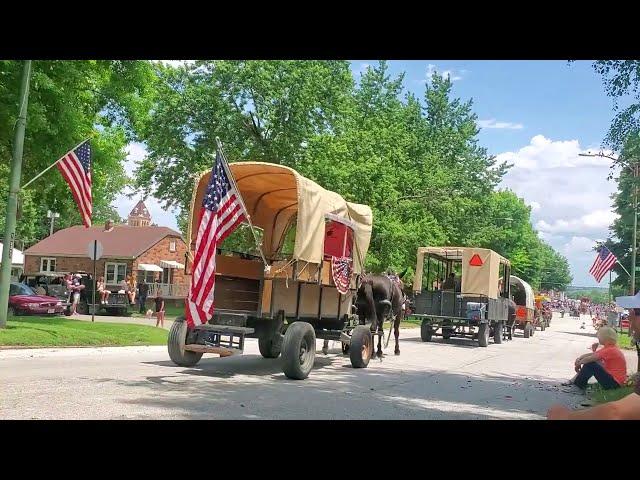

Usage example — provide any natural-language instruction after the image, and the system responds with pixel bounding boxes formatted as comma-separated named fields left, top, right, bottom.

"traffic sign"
left=86, top=240, right=103, bottom=261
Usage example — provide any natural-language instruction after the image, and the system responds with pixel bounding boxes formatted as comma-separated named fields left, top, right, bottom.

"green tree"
left=0, top=60, right=156, bottom=245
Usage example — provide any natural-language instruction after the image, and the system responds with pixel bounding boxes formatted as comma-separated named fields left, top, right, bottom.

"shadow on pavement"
left=102, top=353, right=587, bottom=420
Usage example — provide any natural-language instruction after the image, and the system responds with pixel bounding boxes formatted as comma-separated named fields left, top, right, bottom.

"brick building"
left=23, top=201, right=189, bottom=298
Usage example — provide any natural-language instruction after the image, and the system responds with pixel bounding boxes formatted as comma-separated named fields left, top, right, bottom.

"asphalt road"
left=1, top=313, right=636, bottom=420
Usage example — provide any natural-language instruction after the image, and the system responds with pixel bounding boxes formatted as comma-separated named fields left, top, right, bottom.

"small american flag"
left=589, top=245, right=617, bottom=283
left=56, top=141, right=92, bottom=228
left=185, top=149, right=247, bottom=327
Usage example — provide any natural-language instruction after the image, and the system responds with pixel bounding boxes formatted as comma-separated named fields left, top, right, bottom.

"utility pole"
left=631, top=162, right=638, bottom=295
left=47, top=210, right=60, bottom=236
left=0, top=61, right=32, bottom=328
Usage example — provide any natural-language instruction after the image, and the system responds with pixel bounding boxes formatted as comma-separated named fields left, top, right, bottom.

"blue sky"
left=119, top=60, right=623, bottom=288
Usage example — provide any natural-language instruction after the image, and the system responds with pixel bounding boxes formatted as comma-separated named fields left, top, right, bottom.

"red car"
left=8, top=282, right=65, bottom=316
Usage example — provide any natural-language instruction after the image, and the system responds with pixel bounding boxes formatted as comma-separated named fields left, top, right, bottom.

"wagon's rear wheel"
left=282, top=322, right=316, bottom=380
left=168, top=316, right=203, bottom=367
left=350, top=325, right=373, bottom=368
left=421, top=320, right=433, bottom=342
left=259, top=333, right=283, bottom=359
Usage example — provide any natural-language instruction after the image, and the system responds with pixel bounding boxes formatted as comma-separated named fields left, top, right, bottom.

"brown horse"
left=355, top=273, right=405, bottom=357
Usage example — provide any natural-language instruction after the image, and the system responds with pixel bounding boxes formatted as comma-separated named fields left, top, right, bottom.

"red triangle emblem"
left=469, top=254, right=483, bottom=266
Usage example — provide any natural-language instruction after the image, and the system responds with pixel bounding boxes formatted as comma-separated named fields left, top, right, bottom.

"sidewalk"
left=72, top=313, right=174, bottom=330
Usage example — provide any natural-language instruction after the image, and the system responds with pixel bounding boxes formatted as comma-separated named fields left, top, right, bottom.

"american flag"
left=185, top=150, right=247, bottom=327
left=589, top=245, right=617, bottom=283
left=56, top=141, right=92, bottom=228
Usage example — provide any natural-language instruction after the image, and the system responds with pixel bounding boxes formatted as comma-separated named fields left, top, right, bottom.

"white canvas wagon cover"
left=508, top=275, right=534, bottom=309
left=189, top=162, right=373, bottom=274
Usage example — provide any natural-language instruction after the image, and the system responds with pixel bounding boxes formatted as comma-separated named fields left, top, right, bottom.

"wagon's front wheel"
left=420, top=320, right=433, bottom=342
left=350, top=325, right=373, bottom=368
left=282, top=322, right=316, bottom=380
left=168, top=317, right=203, bottom=367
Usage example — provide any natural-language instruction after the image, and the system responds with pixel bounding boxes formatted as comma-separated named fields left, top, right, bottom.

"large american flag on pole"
left=589, top=245, right=617, bottom=283
left=56, top=141, right=92, bottom=228
left=185, top=149, right=247, bottom=327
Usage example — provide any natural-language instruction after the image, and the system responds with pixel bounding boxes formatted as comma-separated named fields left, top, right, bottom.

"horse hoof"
left=322, top=347, right=328, bottom=355
left=394, top=349, right=400, bottom=356
left=376, top=350, right=383, bottom=358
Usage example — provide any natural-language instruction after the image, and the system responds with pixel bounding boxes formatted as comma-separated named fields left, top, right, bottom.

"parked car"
left=22, top=272, right=72, bottom=315
left=8, top=282, right=65, bottom=316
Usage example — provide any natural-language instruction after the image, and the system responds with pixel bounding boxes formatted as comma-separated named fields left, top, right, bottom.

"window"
left=40, top=257, right=56, bottom=273
left=10, top=283, right=35, bottom=296
left=137, top=270, right=156, bottom=284
left=105, top=263, right=127, bottom=285
left=169, top=241, right=176, bottom=252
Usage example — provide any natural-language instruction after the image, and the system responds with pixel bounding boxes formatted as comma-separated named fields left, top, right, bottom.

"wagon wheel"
left=350, top=325, right=373, bottom=368
left=282, top=322, right=316, bottom=380
left=168, top=316, right=203, bottom=367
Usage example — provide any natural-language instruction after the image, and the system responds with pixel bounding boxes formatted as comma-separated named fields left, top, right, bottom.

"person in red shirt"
left=562, top=326, right=626, bottom=391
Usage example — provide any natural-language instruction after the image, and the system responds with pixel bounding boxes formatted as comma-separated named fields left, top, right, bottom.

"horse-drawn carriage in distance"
left=168, top=161, right=377, bottom=380
left=409, top=246, right=512, bottom=347
left=508, top=275, right=538, bottom=338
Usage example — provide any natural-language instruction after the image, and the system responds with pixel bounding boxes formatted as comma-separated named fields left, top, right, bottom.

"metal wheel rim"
left=362, top=334, right=371, bottom=361
left=299, top=337, right=309, bottom=365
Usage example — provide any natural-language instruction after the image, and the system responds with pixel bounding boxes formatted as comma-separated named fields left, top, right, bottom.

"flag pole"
left=616, top=260, right=632, bottom=279
left=21, top=138, right=90, bottom=190
left=215, top=138, right=268, bottom=268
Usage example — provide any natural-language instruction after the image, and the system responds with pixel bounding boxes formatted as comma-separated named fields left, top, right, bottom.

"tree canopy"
left=131, top=60, right=571, bottom=288
left=1, top=60, right=573, bottom=290
left=0, top=60, right=155, bottom=244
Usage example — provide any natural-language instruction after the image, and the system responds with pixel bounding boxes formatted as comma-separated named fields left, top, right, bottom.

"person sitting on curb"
left=561, top=326, right=626, bottom=392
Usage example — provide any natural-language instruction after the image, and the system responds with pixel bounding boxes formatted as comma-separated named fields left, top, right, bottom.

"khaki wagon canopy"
left=189, top=162, right=373, bottom=274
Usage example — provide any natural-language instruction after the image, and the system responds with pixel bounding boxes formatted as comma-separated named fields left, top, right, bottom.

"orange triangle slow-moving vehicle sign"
left=469, top=254, right=483, bottom=266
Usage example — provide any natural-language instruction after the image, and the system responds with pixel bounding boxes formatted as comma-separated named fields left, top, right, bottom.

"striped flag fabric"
left=589, top=245, right=617, bottom=283
left=56, top=141, right=92, bottom=227
left=185, top=149, right=247, bottom=327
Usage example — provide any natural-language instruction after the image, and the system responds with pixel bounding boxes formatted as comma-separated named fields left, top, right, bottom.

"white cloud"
left=424, top=64, right=463, bottom=83
left=112, top=143, right=179, bottom=231
left=499, top=135, right=619, bottom=286
left=536, top=209, right=619, bottom=235
left=561, top=236, right=597, bottom=255
left=124, top=142, right=147, bottom=176
left=477, top=119, right=524, bottom=130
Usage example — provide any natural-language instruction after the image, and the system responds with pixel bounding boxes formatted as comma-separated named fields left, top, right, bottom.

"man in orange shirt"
left=562, top=326, right=626, bottom=391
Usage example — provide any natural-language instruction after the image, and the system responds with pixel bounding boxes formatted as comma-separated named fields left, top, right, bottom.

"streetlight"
left=580, top=151, right=637, bottom=294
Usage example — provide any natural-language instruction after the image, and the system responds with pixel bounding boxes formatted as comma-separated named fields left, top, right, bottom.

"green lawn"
left=0, top=316, right=168, bottom=347
left=617, top=330, right=636, bottom=350
left=587, top=384, right=635, bottom=405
